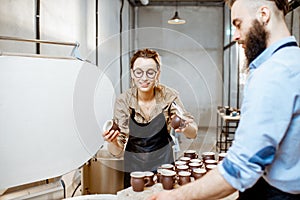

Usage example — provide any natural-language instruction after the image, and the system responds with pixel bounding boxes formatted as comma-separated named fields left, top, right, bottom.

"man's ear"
left=257, top=6, right=270, bottom=25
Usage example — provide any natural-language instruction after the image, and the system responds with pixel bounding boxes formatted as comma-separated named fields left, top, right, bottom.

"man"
left=149, top=0, right=300, bottom=199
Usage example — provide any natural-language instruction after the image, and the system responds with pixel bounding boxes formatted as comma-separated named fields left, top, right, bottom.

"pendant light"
left=168, top=0, right=186, bottom=24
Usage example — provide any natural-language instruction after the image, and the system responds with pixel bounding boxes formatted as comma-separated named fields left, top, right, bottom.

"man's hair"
left=225, top=0, right=289, bottom=15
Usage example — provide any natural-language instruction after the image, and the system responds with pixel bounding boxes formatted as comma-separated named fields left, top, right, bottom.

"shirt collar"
left=128, top=84, right=175, bottom=111
left=249, top=36, right=297, bottom=71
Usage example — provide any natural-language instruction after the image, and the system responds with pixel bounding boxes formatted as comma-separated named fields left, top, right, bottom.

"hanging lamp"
left=168, top=0, right=186, bottom=24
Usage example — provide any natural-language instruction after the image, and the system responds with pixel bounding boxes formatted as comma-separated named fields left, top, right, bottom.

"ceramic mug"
left=161, top=163, right=174, bottom=171
left=202, top=152, right=216, bottom=161
left=130, top=171, right=146, bottom=192
left=103, top=119, right=120, bottom=132
left=144, top=171, right=155, bottom=187
left=161, top=169, right=176, bottom=190
left=184, top=150, right=198, bottom=159
left=192, top=168, right=207, bottom=180
left=178, top=171, right=191, bottom=186
left=171, top=114, right=186, bottom=129
left=218, top=152, right=227, bottom=162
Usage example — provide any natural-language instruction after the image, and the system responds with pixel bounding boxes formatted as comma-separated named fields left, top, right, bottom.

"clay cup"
left=103, top=119, right=120, bottom=132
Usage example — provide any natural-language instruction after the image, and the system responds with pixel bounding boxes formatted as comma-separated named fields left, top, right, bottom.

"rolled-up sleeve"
left=113, top=93, right=130, bottom=149
left=219, top=64, right=295, bottom=191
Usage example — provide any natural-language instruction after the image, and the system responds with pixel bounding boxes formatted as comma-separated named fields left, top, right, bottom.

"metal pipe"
left=0, top=36, right=79, bottom=47
left=0, top=51, right=76, bottom=60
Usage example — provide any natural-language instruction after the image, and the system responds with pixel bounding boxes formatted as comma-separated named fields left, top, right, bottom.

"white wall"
left=0, top=0, right=36, bottom=53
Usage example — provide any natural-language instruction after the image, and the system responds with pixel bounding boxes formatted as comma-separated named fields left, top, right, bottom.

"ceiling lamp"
left=168, top=1, right=186, bottom=25
left=140, top=0, right=149, bottom=5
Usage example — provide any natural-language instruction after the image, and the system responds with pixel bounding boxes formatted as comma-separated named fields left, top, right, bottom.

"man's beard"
left=244, top=19, right=269, bottom=67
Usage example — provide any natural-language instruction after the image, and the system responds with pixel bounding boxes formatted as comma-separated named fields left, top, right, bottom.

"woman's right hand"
left=102, top=129, right=120, bottom=144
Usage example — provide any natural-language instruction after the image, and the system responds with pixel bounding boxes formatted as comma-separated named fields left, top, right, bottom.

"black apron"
left=123, top=109, right=174, bottom=188
left=238, top=41, right=300, bottom=200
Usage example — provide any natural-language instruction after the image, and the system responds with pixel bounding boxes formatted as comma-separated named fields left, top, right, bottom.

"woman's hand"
left=170, top=114, right=193, bottom=133
left=102, top=129, right=120, bottom=144
left=170, top=114, right=197, bottom=139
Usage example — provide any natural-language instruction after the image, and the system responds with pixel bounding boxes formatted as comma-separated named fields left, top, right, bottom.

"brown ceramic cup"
left=184, top=150, right=198, bottom=159
left=103, top=119, right=120, bottom=132
left=206, top=164, right=217, bottom=171
left=161, top=170, right=176, bottom=190
left=178, top=171, right=191, bottom=186
left=180, top=156, right=191, bottom=163
left=218, top=152, right=227, bottom=162
left=202, top=152, right=216, bottom=161
left=204, top=159, right=218, bottom=166
left=175, top=160, right=187, bottom=167
left=144, top=171, right=155, bottom=187
left=176, top=164, right=189, bottom=174
left=161, top=163, right=174, bottom=171
left=190, top=158, right=202, bottom=164
left=192, top=168, right=207, bottom=180
left=171, top=114, right=186, bottom=129
left=188, top=162, right=202, bottom=171
left=130, top=171, right=146, bottom=192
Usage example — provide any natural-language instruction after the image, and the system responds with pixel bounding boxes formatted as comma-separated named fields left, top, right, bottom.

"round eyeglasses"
left=133, top=68, right=157, bottom=79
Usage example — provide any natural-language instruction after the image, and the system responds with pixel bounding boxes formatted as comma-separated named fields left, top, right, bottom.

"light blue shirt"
left=219, top=36, right=300, bottom=194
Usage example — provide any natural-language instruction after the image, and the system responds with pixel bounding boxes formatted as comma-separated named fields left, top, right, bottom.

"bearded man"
left=149, top=0, right=300, bottom=199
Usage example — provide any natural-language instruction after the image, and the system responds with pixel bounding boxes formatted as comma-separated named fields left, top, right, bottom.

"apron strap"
left=273, top=41, right=298, bottom=54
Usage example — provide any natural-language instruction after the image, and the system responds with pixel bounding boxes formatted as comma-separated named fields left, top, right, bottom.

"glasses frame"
left=132, top=68, right=158, bottom=79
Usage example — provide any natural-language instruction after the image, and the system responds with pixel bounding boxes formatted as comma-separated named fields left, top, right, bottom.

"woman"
left=102, top=48, right=198, bottom=188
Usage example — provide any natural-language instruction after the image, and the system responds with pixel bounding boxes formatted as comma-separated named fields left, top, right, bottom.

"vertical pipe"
left=222, top=4, right=225, bottom=106
left=120, top=0, right=124, bottom=93
left=96, top=0, right=99, bottom=66
left=35, top=0, right=40, bottom=54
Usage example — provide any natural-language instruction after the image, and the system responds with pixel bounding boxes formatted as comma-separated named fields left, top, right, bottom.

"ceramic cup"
left=225, top=106, right=231, bottom=115
left=103, top=120, right=120, bottom=132
left=144, top=171, right=155, bottom=187
left=161, top=169, right=176, bottom=190
left=176, top=164, right=189, bottom=174
left=202, top=152, right=216, bottom=161
left=231, top=111, right=237, bottom=117
left=180, top=156, right=191, bottom=163
left=218, top=152, right=227, bottom=162
left=171, top=114, right=186, bottom=129
left=204, top=159, right=218, bottom=169
left=130, top=171, right=146, bottom=192
left=178, top=171, right=191, bottom=186
left=206, top=164, right=217, bottom=171
left=161, top=163, right=174, bottom=171
left=156, top=168, right=163, bottom=183
left=175, top=160, right=187, bottom=167
left=184, top=150, right=198, bottom=159
left=188, top=162, right=202, bottom=171
left=190, top=158, right=202, bottom=164
left=192, top=168, right=207, bottom=180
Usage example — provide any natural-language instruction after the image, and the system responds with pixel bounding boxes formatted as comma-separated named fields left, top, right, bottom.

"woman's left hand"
left=174, top=118, right=193, bottom=133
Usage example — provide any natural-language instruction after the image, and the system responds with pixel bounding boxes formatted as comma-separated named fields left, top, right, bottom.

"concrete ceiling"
left=128, top=0, right=225, bottom=7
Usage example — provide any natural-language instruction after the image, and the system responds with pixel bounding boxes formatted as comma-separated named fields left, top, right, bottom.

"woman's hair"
left=225, top=0, right=289, bottom=15
left=130, top=48, right=161, bottom=69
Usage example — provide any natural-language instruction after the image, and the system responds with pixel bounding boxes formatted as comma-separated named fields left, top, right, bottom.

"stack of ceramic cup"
left=202, top=151, right=218, bottom=171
